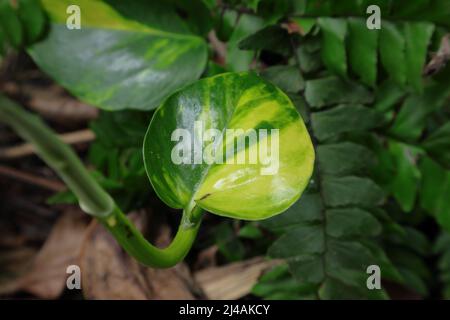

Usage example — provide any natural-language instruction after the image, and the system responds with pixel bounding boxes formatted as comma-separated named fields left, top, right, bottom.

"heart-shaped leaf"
left=29, top=0, right=207, bottom=111
left=144, top=72, right=315, bottom=220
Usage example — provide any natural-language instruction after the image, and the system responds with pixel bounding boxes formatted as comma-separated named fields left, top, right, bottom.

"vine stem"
left=0, top=94, right=203, bottom=268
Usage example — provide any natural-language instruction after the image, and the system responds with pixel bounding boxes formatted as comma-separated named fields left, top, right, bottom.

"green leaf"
left=226, top=12, right=264, bottom=71
left=318, top=18, right=347, bottom=77
left=244, top=0, right=261, bottom=12
left=29, top=0, right=207, bottom=111
left=238, top=25, right=292, bottom=56
left=291, top=17, right=316, bottom=36
left=169, top=0, right=213, bottom=36
left=305, top=76, right=373, bottom=108
left=214, top=223, right=245, bottom=262
left=261, top=193, right=323, bottom=232
left=311, top=104, right=383, bottom=141
left=17, top=0, right=46, bottom=43
left=420, top=157, right=450, bottom=231
left=317, top=142, right=375, bottom=175
left=268, top=225, right=324, bottom=258
left=293, top=38, right=322, bottom=73
left=0, top=0, right=23, bottom=48
left=403, top=22, right=435, bottom=92
left=389, top=81, right=450, bottom=141
left=374, top=79, right=406, bottom=112
left=252, top=264, right=317, bottom=299
left=0, top=26, right=5, bottom=55
left=288, top=254, right=324, bottom=284
left=347, top=18, right=378, bottom=86
left=144, top=72, right=315, bottom=220
left=322, top=176, right=385, bottom=207
left=238, top=224, right=263, bottom=239
left=379, top=21, right=407, bottom=86
left=391, top=0, right=430, bottom=18
left=385, top=141, right=422, bottom=212
left=260, top=65, right=304, bottom=93
left=326, top=208, right=382, bottom=238
left=423, top=123, right=450, bottom=168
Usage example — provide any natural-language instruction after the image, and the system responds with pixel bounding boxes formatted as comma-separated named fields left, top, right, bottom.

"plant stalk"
left=0, top=94, right=202, bottom=268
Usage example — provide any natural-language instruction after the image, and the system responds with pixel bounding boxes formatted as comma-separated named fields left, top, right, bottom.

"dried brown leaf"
left=20, top=208, right=88, bottom=299
left=79, top=211, right=197, bottom=300
left=194, top=257, right=281, bottom=300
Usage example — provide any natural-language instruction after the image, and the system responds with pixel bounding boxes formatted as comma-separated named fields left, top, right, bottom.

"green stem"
left=0, top=94, right=202, bottom=268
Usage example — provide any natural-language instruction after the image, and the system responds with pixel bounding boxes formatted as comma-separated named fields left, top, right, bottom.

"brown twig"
left=0, top=129, right=95, bottom=159
left=208, top=30, right=227, bottom=65
left=0, top=165, right=65, bottom=191
left=424, top=34, right=450, bottom=76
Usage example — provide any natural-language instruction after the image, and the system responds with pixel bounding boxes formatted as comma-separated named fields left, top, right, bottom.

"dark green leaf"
left=268, top=225, right=324, bottom=259
left=288, top=254, right=324, bottom=284
left=311, top=104, right=383, bottom=141
left=305, top=77, right=373, bottom=108
left=17, top=0, right=46, bottom=43
left=317, top=142, right=375, bottom=175
left=326, top=208, right=382, bottom=238
left=322, top=176, right=385, bottom=207
left=238, top=25, right=292, bottom=56
left=0, top=0, right=23, bottom=48
left=389, top=81, right=450, bottom=141
left=260, top=65, right=304, bottom=93
left=261, top=193, right=323, bottom=232
left=423, top=123, right=450, bottom=168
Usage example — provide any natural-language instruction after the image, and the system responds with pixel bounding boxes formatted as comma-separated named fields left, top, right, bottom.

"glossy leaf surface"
left=29, top=0, right=208, bottom=111
left=144, top=72, right=315, bottom=220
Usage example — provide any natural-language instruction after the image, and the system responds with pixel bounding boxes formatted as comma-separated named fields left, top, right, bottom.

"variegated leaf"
left=28, top=0, right=207, bottom=111
left=144, top=72, right=315, bottom=220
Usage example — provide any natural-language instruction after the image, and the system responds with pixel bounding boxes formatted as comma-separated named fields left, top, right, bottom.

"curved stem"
left=0, top=94, right=202, bottom=268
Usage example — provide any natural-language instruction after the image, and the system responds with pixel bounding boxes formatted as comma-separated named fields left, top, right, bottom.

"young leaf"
left=144, top=72, right=315, bottom=220
left=29, top=0, right=208, bottom=111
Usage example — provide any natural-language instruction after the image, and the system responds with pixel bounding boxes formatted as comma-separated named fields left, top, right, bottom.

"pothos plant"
left=1, top=0, right=450, bottom=299
left=0, top=0, right=315, bottom=268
